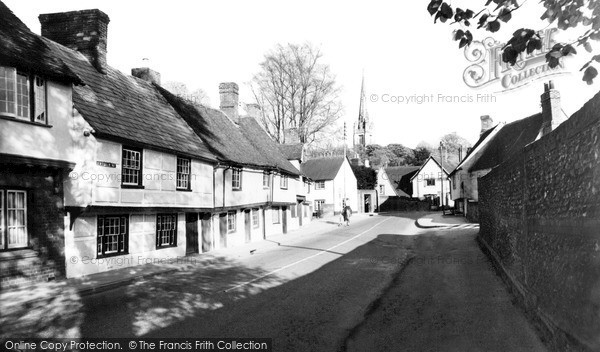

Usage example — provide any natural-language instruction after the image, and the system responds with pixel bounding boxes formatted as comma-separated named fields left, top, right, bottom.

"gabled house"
left=301, top=156, right=358, bottom=215
left=381, top=166, right=419, bottom=197
left=0, top=2, right=84, bottom=286
left=450, top=82, right=563, bottom=221
left=408, top=156, right=453, bottom=208
left=1, top=2, right=314, bottom=282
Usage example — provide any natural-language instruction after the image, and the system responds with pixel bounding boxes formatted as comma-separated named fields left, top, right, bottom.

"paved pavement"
left=1, top=211, right=546, bottom=351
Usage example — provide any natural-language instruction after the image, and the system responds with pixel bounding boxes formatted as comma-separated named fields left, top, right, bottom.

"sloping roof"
left=238, top=118, right=301, bottom=175
left=301, top=157, right=345, bottom=181
left=0, top=1, right=82, bottom=84
left=41, top=38, right=216, bottom=162
left=158, top=87, right=300, bottom=175
left=279, top=144, right=304, bottom=161
left=385, top=166, right=420, bottom=196
left=412, top=156, right=452, bottom=180
left=450, top=125, right=498, bottom=176
left=470, top=113, right=543, bottom=172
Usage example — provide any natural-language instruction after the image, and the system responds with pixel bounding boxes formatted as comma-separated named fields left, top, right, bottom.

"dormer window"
left=0, top=67, right=47, bottom=124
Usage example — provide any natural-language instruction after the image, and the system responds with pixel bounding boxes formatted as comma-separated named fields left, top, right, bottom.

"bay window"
left=0, top=66, right=47, bottom=124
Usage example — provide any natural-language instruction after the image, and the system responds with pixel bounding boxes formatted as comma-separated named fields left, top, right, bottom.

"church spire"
left=355, top=71, right=370, bottom=149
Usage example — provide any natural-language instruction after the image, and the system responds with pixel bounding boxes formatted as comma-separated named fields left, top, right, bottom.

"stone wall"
left=478, top=91, right=600, bottom=351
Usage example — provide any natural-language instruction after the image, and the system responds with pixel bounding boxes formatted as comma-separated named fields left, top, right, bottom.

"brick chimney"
left=219, top=82, right=239, bottom=124
left=540, top=81, right=562, bottom=136
left=39, top=9, right=110, bottom=74
left=131, top=67, right=161, bottom=86
left=480, top=115, right=494, bottom=136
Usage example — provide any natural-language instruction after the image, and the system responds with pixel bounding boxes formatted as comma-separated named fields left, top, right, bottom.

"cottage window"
left=315, top=181, right=325, bottom=190
left=379, top=185, right=385, bottom=195
left=0, top=190, right=28, bottom=250
left=227, top=211, right=236, bottom=232
left=122, top=147, right=143, bottom=187
left=272, top=207, right=280, bottom=224
left=156, top=214, right=177, bottom=248
left=0, top=67, right=47, bottom=124
left=315, top=200, right=325, bottom=211
left=280, top=175, right=288, bottom=189
left=263, top=172, right=270, bottom=188
left=97, top=215, right=128, bottom=257
left=177, top=157, right=191, bottom=190
left=232, top=169, right=242, bottom=190
left=426, top=179, right=436, bottom=186
left=252, top=208, right=259, bottom=228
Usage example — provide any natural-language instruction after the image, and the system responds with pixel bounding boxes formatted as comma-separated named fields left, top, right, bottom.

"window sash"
left=0, top=67, right=16, bottom=116
left=252, top=209, right=259, bottom=228
left=16, top=73, right=29, bottom=120
left=0, top=191, right=3, bottom=249
left=263, top=173, right=270, bottom=188
left=176, top=157, right=191, bottom=190
left=156, top=214, right=178, bottom=248
left=122, top=148, right=142, bottom=186
left=316, top=181, right=325, bottom=190
left=97, top=215, right=128, bottom=257
left=280, top=175, right=288, bottom=189
left=6, top=190, right=27, bottom=249
left=232, top=169, right=241, bottom=190
left=379, top=185, right=384, bottom=194
left=227, top=211, right=236, bottom=232
left=34, top=76, right=46, bottom=123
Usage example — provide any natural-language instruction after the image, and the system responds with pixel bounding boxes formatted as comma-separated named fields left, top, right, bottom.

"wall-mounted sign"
left=96, top=161, right=117, bottom=168
left=463, top=28, right=568, bottom=92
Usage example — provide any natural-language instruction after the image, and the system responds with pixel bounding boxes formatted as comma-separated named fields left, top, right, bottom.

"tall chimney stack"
left=540, top=80, right=562, bottom=136
left=39, top=9, right=110, bottom=74
left=219, top=82, right=239, bottom=124
left=480, top=115, right=494, bottom=136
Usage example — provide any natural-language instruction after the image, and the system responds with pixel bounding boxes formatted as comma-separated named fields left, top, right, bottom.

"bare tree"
left=250, top=43, right=343, bottom=144
left=163, top=81, right=211, bottom=106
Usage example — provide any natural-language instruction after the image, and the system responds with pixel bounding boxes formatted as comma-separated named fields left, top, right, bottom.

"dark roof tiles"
left=301, top=157, right=345, bottom=181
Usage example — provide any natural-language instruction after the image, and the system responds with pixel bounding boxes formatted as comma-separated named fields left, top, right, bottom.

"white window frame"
left=263, top=172, right=270, bottom=189
left=121, top=147, right=143, bottom=187
left=156, top=214, right=178, bottom=248
left=232, top=169, right=242, bottom=190
left=176, top=157, right=191, bottom=190
left=5, top=190, right=28, bottom=249
left=97, top=215, right=129, bottom=257
left=379, top=185, right=385, bottom=195
left=426, top=179, right=436, bottom=186
left=315, top=181, right=325, bottom=190
left=0, top=66, right=47, bottom=124
left=252, top=208, right=259, bottom=228
left=280, top=175, right=288, bottom=189
left=227, top=211, right=236, bottom=233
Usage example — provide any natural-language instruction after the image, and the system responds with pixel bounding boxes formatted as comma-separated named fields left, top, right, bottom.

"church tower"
left=353, top=74, right=372, bottom=149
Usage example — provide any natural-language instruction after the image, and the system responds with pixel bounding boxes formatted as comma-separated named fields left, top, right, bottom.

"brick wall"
left=0, top=164, right=67, bottom=289
left=478, top=91, right=600, bottom=351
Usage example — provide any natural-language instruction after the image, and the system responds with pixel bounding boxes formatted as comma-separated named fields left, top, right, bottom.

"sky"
left=5, top=0, right=600, bottom=148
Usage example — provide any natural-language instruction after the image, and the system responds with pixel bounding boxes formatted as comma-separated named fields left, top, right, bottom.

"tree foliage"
left=427, top=0, right=600, bottom=84
left=163, top=81, right=210, bottom=106
left=351, top=164, right=377, bottom=190
left=251, top=43, right=343, bottom=144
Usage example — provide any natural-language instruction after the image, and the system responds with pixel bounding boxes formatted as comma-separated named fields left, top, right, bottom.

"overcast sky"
left=6, top=0, right=600, bottom=148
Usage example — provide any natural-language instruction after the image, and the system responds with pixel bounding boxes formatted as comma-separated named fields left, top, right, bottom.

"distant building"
left=353, top=75, right=373, bottom=150
left=301, top=156, right=358, bottom=215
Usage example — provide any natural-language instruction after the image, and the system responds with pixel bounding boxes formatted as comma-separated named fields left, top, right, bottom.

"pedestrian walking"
left=342, top=205, right=352, bottom=226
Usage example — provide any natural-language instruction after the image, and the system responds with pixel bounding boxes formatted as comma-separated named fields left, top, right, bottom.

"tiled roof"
left=238, top=118, right=301, bottom=176
left=0, top=1, right=82, bottom=84
left=301, top=156, right=345, bottom=181
left=278, top=144, right=304, bottom=161
left=41, top=38, right=216, bottom=162
left=158, top=87, right=300, bottom=175
left=385, top=166, right=420, bottom=196
left=469, top=113, right=543, bottom=172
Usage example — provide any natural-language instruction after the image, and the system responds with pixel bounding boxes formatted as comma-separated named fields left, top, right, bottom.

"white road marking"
left=224, top=217, right=392, bottom=292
